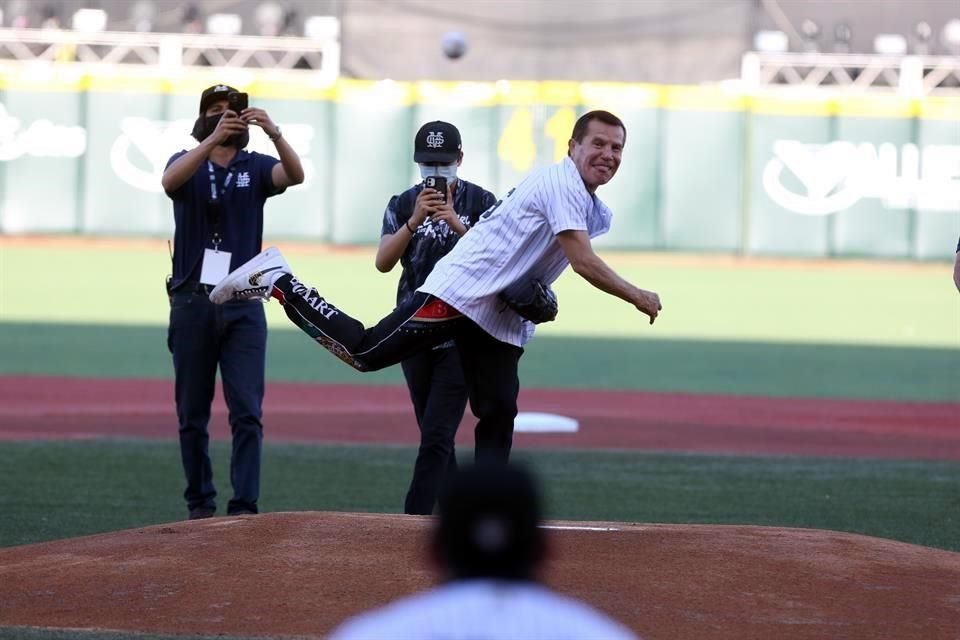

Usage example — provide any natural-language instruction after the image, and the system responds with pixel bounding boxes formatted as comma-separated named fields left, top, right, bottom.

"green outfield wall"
left=0, top=68, right=957, bottom=259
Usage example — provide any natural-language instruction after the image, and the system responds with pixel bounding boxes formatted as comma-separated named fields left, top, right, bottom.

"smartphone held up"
left=227, top=91, right=248, bottom=114
left=424, top=175, right=447, bottom=202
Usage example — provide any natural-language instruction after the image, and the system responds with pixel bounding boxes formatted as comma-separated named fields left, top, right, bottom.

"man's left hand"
left=241, top=108, right=280, bottom=140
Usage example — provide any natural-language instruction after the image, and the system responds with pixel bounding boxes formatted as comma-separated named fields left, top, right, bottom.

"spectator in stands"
left=130, top=0, right=155, bottom=33
left=181, top=1, right=202, bottom=34
left=9, top=0, right=31, bottom=28
left=329, top=463, right=639, bottom=640
left=39, top=4, right=60, bottom=30
left=281, top=7, right=299, bottom=36
left=255, top=0, right=284, bottom=36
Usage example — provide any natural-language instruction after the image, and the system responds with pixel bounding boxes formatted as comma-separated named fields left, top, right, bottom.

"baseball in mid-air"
left=442, top=31, right=467, bottom=59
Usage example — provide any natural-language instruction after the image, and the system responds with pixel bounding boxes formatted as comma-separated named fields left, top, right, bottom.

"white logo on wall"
left=109, top=118, right=316, bottom=192
left=763, top=140, right=960, bottom=216
left=0, top=102, right=87, bottom=160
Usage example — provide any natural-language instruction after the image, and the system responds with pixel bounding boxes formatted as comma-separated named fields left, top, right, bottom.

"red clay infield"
left=0, top=375, right=958, bottom=639
left=1, top=376, right=958, bottom=460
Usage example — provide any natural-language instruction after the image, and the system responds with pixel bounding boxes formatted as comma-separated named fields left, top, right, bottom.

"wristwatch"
left=269, top=126, right=283, bottom=142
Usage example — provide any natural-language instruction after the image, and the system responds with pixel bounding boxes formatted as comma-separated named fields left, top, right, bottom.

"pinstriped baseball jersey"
left=418, top=156, right=613, bottom=347
left=329, top=580, right=638, bottom=640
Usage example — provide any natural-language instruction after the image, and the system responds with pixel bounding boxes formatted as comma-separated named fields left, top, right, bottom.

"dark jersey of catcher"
left=381, top=180, right=497, bottom=307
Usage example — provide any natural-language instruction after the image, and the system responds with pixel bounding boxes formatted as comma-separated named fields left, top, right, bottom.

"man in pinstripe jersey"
left=329, top=463, right=638, bottom=640
left=210, top=110, right=662, bottom=464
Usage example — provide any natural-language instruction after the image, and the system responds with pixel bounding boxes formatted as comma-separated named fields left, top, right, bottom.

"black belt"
left=179, top=281, right=214, bottom=295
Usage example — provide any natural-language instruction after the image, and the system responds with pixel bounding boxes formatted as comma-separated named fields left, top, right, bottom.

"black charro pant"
left=274, top=274, right=523, bottom=464
left=401, top=344, right=468, bottom=515
left=455, top=322, right=523, bottom=465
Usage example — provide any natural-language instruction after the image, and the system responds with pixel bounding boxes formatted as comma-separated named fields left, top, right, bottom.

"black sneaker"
left=188, top=506, right=216, bottom=520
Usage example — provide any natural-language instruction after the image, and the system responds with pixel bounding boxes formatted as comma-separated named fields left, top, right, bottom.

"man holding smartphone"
left=374, top=121, right=497, bottom=515
left=161, top=84, right=304, bottom=520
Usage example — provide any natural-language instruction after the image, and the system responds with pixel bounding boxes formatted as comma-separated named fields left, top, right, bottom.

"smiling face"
left=567, top=119, right=625, bottom=193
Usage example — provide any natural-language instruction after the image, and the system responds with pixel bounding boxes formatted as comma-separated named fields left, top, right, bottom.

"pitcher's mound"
left=1, top=512, right=957, bottom=639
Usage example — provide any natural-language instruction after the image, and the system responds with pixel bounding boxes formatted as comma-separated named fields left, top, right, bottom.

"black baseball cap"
left=435, top=463, right=545, bottom=581
left=414, top=121, right=462, bottom=163
left=198, top=84, right=238, bottom=114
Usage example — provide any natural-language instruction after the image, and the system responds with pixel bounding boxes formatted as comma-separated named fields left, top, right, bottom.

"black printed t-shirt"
left=381, top=179, right=497, bottom=307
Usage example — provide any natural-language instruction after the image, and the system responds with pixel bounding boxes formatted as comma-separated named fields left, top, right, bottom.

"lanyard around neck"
left=206, top=161, right=234, bottom=250
left=206, top=161, right=235, bottom=203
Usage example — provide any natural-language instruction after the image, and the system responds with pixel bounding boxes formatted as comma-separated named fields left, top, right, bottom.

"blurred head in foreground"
left=433, top=463, right=546, bottom=582
left=329, top=463, right=639, bottom=640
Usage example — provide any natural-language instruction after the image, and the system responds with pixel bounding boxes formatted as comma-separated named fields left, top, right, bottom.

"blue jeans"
left=168, top=288, right=267, bottom=515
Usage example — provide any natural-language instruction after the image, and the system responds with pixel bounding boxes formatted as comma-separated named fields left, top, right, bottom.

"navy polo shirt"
left=165, top=149, right=283, bottom=290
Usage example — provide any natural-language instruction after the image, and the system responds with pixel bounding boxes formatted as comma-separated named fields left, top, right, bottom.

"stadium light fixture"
left=206, top=13, right=242, bottom=36
left=72, top=8, right=108, bottom=33
left=304, top=16, right=339, bottom=41
left=874, top=33, right=907, bottom=56
left=943, top=19, right=960, bottom=55
left=754, top=30, right=788, bottom=53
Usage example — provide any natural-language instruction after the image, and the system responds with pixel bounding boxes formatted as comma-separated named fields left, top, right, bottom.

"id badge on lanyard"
left=200, top=161, right=233, bottom=285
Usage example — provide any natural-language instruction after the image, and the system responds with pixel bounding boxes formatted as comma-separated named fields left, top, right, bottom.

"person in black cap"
left=160, top=84, right=304, bottom=520
left=330, top=463, right=638, bottom=639
left=374, top=121, right=497, bottom=516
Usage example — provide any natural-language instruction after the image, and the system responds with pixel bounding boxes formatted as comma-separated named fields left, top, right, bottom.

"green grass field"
left=1, top=243, right=958, bottom=400
left=1, top=241, right=958, bottom=639
left=3, top=440, right=958, bottom=551
left=2, top=244, right=958, bottom=348
left=0, top=243, right=957, bottom=547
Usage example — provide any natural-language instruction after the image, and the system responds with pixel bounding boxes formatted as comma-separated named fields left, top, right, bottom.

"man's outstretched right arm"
left=161, top=137, right=218, bottom=193
left=556, top=229, right=662, bottom=324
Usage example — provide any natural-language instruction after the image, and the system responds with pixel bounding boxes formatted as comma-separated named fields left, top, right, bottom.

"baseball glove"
left=500, top=279, right=558, bottom=324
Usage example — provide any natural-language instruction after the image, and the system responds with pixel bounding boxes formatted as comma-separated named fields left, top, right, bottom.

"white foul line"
left=540, top=525, right=620, bottom=532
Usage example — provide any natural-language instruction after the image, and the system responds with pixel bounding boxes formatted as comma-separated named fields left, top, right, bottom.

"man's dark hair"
left=570, top=110, right=626, bottom=144
left=434, top=463, right=546, bottom=582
